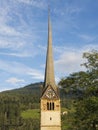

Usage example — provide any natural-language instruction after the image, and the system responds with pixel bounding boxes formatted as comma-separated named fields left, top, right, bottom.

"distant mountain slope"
left=0, top=82, right=66, bottom=101
left=0, top=82, right=43, bottom=95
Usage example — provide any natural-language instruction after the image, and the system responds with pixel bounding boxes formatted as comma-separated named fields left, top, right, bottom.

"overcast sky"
left=0, top=0, right=98, bottom=91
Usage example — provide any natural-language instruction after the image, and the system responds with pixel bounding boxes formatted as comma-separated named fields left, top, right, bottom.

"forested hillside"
left=0, top=82, right=43, bottom=130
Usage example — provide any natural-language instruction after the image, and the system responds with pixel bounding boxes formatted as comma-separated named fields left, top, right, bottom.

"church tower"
left=40, top=10, right=61, bottom=130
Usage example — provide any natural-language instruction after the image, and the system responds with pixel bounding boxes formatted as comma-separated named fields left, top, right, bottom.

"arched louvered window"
left=47, top=102, right=49, bottom=110
left=50, top=102, right=52, bottom=110
left=52, top=102, right=54, bottom=110
left=47, top=102, right=55, bottom=110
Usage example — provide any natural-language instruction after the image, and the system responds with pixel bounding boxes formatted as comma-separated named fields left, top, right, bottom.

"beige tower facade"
left=40, top=12, right=61, bottom=130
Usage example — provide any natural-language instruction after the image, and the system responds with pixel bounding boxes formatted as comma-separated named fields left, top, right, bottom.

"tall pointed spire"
left=44, top=9, right=56, bottom=88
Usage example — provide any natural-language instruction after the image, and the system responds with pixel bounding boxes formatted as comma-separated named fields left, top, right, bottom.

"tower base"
left=41, top=126, right=61, bottom=130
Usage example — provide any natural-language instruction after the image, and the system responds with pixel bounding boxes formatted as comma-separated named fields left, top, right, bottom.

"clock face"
left=46, top=89, right=55, bottom=99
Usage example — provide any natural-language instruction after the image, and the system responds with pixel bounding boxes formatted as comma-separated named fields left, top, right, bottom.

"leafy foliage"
left=59, top=50, right=98, bottom=130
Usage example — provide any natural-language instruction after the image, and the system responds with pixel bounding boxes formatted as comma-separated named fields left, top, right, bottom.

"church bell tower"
left=40, top=10, right=61, bottom=130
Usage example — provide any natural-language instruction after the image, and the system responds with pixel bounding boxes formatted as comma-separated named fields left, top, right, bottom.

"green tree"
left=82, top=50, right=98, bottom=71
left=59, top=50, right=98, bottom=130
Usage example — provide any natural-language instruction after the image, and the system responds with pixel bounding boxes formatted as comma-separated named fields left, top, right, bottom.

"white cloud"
left=78, top=34, right=96, bottom=42
left=6, top=77, right=25, bottom=85
left=53, top=3, right=82, bottom=16
left=55, top=50, right=84, bottom=75
left=0, top=4, right=22, bottom=36
left=0, top=60, right=44, bottom=81
left=16, top=0, right=47, bottom=9
left=16, top=0, right=32, bottom=4
left=0, top=39, right=24, bottom=49
left=0, top=38, right=39, bottom=58
left=0, top=24, right=21, bottom=36
left=0, top=52, right=31, bottom=58
left=54, top=44, right=98, bottom=76
left=0, top=1, right=37, bottom=38
left=0, top=1, right=42, bottom=58
left=0, top=45, right=38, bottom=58
left=0, top=4, right=10, bottom=23
left=28, top=70, right=44, bottom=80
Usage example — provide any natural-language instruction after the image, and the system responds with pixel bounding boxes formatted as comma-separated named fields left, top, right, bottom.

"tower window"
left=52, top=102, right=54, bottom=110
left=47, top=102, right=55, bottom=110
left=50, top=102, right=52, bottom=110
left=47, top=102, right=49, bottom=110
